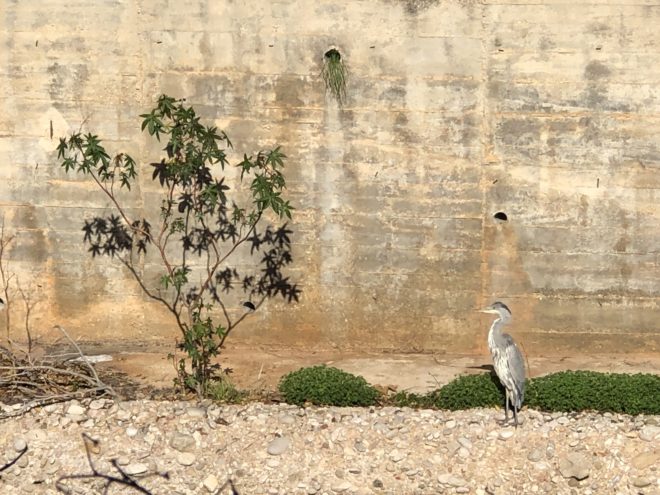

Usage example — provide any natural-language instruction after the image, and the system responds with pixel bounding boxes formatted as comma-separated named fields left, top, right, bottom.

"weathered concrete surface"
left=0, top=0, right=658, bottom=355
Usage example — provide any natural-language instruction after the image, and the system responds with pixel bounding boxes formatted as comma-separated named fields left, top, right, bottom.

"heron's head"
left=479, top=301, right=512, bottom=319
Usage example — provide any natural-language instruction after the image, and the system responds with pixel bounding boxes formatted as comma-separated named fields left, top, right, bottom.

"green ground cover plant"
left=279, top=365, right=379, bottom=407
left=281, top=367, right=660, bottom=415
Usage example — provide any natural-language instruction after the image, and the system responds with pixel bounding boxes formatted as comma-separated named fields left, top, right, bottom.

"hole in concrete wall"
left=494, top=212, right=508, bottom=221
left=324, top=48, right=341, bottom=61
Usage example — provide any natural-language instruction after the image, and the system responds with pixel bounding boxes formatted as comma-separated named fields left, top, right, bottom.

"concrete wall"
left=1, top=0, right=658, bottom=355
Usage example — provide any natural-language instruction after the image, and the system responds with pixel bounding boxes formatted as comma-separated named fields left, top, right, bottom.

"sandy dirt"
left=81, top=341, right=660, bottom=395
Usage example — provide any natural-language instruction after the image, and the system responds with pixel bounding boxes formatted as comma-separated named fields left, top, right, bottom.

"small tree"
left=57, top=95, right=300, bottom=396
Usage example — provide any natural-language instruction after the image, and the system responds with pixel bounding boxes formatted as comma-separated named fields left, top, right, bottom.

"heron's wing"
left=502, top=333, right=526, bottom=406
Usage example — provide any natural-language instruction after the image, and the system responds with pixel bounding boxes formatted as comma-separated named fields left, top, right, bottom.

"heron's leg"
left=504, top=390, right=510, bottom=422
left=513, top=403, right=518, bottom=428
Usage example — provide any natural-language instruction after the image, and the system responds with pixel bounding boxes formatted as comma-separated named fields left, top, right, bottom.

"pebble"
left=186, top=406, right=206, bottom=418
left=632, top=477, right=652, bottom=488
left=176, top=452, right=196, bottom=466
left=169, top=432, right=195, bottom=452
left=331, top=480, right=352, bottom=492
left=438, top=473, right=467, bottom=487
left=639, top=425, right=660, bottom=442
left=66, top=404, right=85, bottom=416
left=125, top=463, right=148, bottom=475
left=13, top=438, right=27, bottom=452
left=89, top=399, right=106, bottom=410
left=267, top=436, right=290, bottom=455
left=527, top=448, right=544, bottom=462
left=0, top=400, right=653, bottom=494
left=559, top=452, right=591, bottom=480
left=279, top=414, right=296, bottom=425
left=499, top=429, right=514, bottom=440
left=389, top=449, right=406, bottom=462
left=631, top=450, right=660, bottom=470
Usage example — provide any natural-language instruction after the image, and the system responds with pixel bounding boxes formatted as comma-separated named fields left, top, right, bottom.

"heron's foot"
left=496, top=417, right=512, bottom=426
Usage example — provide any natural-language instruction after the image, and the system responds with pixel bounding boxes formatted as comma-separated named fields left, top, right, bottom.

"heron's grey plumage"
left=482, top=301, right=526, bottom=426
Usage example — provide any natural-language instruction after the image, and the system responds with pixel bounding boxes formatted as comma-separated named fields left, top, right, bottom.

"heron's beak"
left=478, top=307, right=498, bottom=314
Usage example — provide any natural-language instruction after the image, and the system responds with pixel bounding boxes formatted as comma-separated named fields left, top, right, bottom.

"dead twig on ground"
left=0, top=445, right=27, bottom=476
left=0, top=324, right=117, bottom=419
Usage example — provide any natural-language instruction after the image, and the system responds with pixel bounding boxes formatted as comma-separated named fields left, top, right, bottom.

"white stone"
left=499, top=429, right=514, bottom=440
left=267, top=436, right=290, bottom=456
left=438, top=473, right=467, bottom=487
left=203, top=474, right=219, bottom=492
left=124, top=463, right=148, bottom=475
left=177, top=453, right=196, bottom=466
left=13, top=438, right=27, bottom=452
left=67, top=404, right=85, bottom=416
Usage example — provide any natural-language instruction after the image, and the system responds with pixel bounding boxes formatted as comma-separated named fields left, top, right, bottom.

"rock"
left=203, top=474, right=219, bottom=492
left=457, top=437, right=472, bottom=450
left=89, top=399, right=106, bottom=410
left=331, top=480, right=351, bottom=493
left=639, top=425, right=660, bottom=442
left=126, top=426, right=138, bottom=437
left=13, top=438, right=27, bottom=452
left=186, top=407, right=206, bottom=418
left=66, top=404, right=85, bottom=416
left=176, top=453, right=196, bottom=466
left=125, top=463, right=148, bottom=475
left=631, top=450, right=660, bottom=470
left=306, top=479, right=321, bottom=494
left=632, top=477, right=652, bottom=488
left=373, top=479, right=384, bottom=488
left=169, top=432, right=195, bottom=452
left=279, top=414, right=296, bottom=425
left=445, top=420, right=457, bottom=429
left=389, top=449, right=406, bottom=462
left=438, top=473, right=467, bottom=487
left=527, top=448, right=543, bottom=462
left=354, top=440, right=367, bottom=453
left=267, top=436, right=290, bottom=456
left=498, top=430, right=514, bottom=440
left=559, top=453, right=591, bottom=480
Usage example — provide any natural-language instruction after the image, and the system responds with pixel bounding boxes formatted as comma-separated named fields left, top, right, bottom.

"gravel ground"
left=0, top=398, right=658, bottom=495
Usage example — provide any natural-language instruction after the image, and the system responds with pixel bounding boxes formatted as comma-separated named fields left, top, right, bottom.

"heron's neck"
left=488, top=318, right=505, bottom=349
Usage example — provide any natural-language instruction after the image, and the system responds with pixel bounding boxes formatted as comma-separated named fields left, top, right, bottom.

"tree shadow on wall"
left=81, top=213, right=301, bottom=342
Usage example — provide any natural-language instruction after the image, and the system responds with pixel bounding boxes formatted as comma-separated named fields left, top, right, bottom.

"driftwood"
left=0, top=325, right=116, bottom=419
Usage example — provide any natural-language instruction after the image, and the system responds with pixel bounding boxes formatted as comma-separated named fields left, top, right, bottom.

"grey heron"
left=479, top=301, right=526, bottom=427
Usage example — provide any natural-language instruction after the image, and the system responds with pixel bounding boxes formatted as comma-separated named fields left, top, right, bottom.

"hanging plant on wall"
left=321, top=48, right=347, bottom=105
